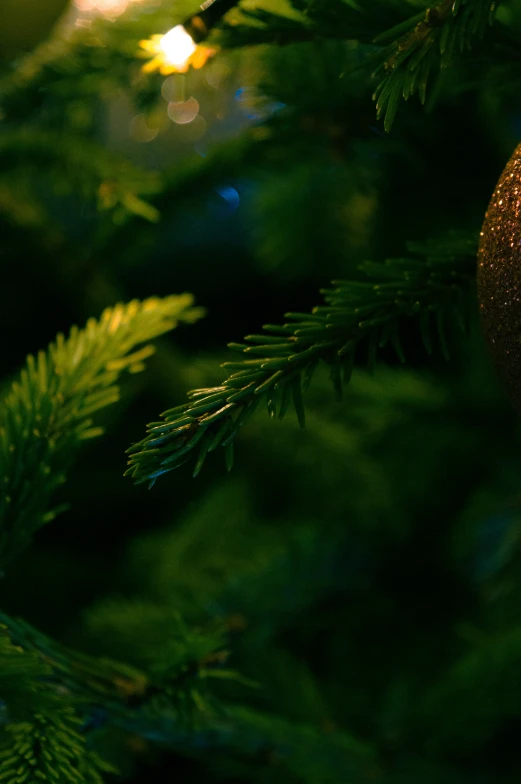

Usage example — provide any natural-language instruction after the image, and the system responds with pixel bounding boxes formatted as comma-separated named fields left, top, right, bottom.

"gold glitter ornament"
left=478, top=144, right=521, bottom=410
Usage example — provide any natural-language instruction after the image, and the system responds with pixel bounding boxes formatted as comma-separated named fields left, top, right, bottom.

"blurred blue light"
left=269, top=101, right=287, bottom=113
left=215, top=186, right=240, bottom=212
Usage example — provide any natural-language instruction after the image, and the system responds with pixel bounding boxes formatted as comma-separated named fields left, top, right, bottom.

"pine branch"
left=84, top=484, right=371, bottom=647
left=0, top=614, right=148, bottom=708
left=0, top=296, right=204, bottom=570
left=289, top=0, right=414, bottom=43
left=0, top=614, right=377, bottom=782
left=119, top=703, right=379, bottom=783
left=215, top=6, right=317, bottom=48
left=373, top=0, right=497, bottom=130
left=0, top=613, right=236, bottom=774
left=0, top=629, right=115, bottom=784
left=218, top=0, right=497, bottom=130
left=216, top=0, right=408, bottom=48
left=126, top=233, right=476, bottom=486
left=0, top=0, right=498, bottom=138
left=0, top=131, right=161, bottom=223
left=0, top=710, right=114, bottom=784
left=0, top=611, right=232, bottom=721
left=0, top=630, right=52, bottom=708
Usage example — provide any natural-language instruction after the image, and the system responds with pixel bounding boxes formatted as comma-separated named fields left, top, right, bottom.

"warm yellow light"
left=159, top=26, right=196, bottom=70
left=139, top=27, right=215, bottom=75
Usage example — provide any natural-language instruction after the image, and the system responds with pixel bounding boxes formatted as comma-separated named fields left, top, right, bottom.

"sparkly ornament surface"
left=478, top=143, right=521, bottom=410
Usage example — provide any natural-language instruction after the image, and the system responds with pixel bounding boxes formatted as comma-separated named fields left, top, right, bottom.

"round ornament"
left=478, top=143, right=521, bottom=410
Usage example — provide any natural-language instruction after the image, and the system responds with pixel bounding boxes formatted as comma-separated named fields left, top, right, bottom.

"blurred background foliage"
left=4, top=0, right=521, bottom=782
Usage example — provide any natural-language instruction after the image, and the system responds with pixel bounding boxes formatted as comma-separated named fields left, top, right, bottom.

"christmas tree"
left=2, top=0, right=521, bottom=781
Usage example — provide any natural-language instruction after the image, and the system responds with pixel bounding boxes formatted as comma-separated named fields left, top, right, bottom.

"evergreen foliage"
left=220, top=0, right=497, bottom=129
left=0, top=131, right=161, bottom=224
left=0, top=628, right=114, bottom=783
left=126, top=232, right=475, bottom=482
left=0, top=709, right=113, bottom=784
left=3, top=0, right=521, bottom=783
left=0, top=296, right=202, bottom=568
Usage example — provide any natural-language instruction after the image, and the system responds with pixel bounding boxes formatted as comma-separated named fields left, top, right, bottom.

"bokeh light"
left=161, top=75, right=184, bottom=104
left=215, top=186, right=240, bottom=213
left=160, top=26, right=196, bottom=70
left=168, top=97, right=200, bottom=125
left=129, top=114, right=158, bottom=143
left=74, top=0, right=143, bottom=17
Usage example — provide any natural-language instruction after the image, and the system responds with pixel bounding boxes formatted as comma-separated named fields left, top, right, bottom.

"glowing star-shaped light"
left=139, top=25, right=215, bottom=75
left=160, top=26, right=196, bottom=67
